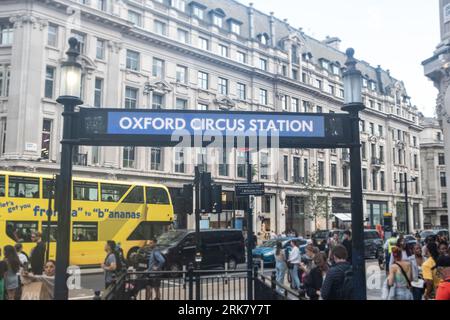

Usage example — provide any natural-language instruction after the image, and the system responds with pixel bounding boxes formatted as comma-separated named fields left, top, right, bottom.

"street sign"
left=235, top=183, right=265, bottom=197
left=75, top=109, right=353, bottom=149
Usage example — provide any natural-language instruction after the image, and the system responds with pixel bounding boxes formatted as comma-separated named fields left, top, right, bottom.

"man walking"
left=30, top=232, right=45, bottom=275
left=321, top=245, right=351, bottom=300
left=146, top=237, right=166, bottom=300
left=341, top=231, right=352, bottom=263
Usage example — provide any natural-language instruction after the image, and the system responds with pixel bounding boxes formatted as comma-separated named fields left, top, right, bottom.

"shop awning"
left=333, top=213, right=352, bottom=222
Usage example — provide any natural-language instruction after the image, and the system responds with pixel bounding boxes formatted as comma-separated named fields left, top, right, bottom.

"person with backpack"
left=145, top=237, right=165, bottom=300
left=387, top=246, right=413, bottom=300
left=320, top=245, right=352, bottom=300
left=101, top=240, right=122, bottom=289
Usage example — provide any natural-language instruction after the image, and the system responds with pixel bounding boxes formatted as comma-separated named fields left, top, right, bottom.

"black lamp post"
left=341, top=48, right=367, bottom=300
left=54, top=37, right=83, bottom=300
left=394, top=174, right=417, bottom=234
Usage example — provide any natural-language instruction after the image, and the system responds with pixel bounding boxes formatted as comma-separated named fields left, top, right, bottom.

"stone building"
left=0, top=0, right=423, bottom=237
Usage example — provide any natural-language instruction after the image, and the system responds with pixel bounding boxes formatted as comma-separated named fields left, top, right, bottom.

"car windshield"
left=261, top=240, right=278, bottom=247
left=157, top=230, right=187, bottom=246
left=420, top=231, right=436, bottom=238
left=314, top=231, right=328, bottom=238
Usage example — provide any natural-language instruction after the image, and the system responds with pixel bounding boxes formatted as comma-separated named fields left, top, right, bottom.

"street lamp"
left=394, top=174, right=417, bottom=235
left=54, top=37, right=83, bottom=300
left=341, top=48, right=367, bottom=300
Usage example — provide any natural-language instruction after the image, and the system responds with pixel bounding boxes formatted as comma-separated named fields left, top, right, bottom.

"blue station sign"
left=76, top=109, right=352, bottom=149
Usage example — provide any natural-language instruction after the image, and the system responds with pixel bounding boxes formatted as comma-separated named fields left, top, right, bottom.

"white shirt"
left=288, top=246, right=301, bottom=264
left=18, top=252, right=28, bottom=266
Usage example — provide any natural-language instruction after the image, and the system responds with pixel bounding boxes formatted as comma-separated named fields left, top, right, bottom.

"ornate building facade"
left=0, top=0, right=423, bottom=237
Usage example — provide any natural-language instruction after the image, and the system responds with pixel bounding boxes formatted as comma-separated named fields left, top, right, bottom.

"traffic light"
left=200, top=172, right=212, bottom=213
left=211, top=184, right=222, bottom=214
left=182, top=184, right=194, bottom=215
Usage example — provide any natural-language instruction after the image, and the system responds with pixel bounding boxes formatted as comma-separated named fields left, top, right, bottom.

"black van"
left=134, top=229, right=245, bottom=272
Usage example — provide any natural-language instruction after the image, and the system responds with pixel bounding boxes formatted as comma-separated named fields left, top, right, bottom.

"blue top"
left=148, top=249, right=166, bottom=271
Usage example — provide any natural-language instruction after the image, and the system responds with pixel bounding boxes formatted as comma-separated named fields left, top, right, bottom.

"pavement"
left=68, top=260, right=386, bottom=300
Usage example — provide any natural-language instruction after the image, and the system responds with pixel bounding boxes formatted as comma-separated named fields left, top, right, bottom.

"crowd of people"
left=0, top=231, right=55, bottom=300
left=272, top=230, right=450, bottom=300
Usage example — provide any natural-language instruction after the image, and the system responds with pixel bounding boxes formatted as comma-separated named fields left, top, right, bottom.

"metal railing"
left=254, top=271, right=307, bottom=301
left=100, top=267, right=251, bottom=300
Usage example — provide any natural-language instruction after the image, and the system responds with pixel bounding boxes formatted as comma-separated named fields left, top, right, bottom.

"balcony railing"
left=73, top=153, right=88, bottom=166
left=371, top=157, right=384, bottom=166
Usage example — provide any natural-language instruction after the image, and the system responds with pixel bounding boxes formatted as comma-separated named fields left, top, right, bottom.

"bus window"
left=8, top=176, right=40, bottom=198
left=123, top=186, right=144, bottom=204
left=42, top=222, right=58, bottom=242
left=127, top=221, right=171, bottom=241
left=0, top=175, right=5, bottom=197
left=43, top=178, right=56, bottom=199
left=73, top=222, right=98, bottom=242
left=101, top=183, right=130, bottom=202
left=146, top=187, right=170, bottom=205
left=6, top=221, right=39, bottom=243
left=73, top=181, right=98, bottom=201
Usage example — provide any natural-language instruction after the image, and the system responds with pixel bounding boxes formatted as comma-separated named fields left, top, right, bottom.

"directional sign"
left=75, top=109, right=353, bottom=149
left=235, top=183, right=265, bottom=197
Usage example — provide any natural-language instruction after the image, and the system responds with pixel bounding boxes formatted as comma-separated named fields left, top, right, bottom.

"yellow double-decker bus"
left=0, top=171, right=174, bottom=266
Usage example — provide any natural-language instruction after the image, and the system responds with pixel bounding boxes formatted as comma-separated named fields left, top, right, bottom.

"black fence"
left=101, top=268, right=251, bottom=300
left=254, top=271, right=307, bottom=300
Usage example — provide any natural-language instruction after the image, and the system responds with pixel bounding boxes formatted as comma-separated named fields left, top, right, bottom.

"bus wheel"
left=127, top=247, right=140, bottom=267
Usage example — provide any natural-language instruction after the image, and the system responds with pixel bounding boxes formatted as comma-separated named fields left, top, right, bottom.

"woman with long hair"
left=102, top=240, right=119, bottom=289
left=275, top=241, right=287, bottom=292
left=423, top=242, right=441, bottom=300
left=387, top=246, right=413, bottom=300
left=3, top=245, right=20, bottom=300
left=304, top=252, right=329, bottom=300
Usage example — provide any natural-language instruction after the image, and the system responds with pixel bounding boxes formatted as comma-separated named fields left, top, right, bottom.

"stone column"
left=4, top=15, right=48, bottom=160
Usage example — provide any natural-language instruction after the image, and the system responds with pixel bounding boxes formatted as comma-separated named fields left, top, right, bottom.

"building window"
left=302, top=101, right=310, bottom=113
left=230, top=22, right=241, bottom=34
left=97, top=0, right=107, bottom=11
left=219, top=44, right=229, bottom=57
left=128, top=10, right=142, bottom=26
left=125, top=87, right=138, bottom=109
left=343, top=167, right=349, bottom=187
left=378, top=125, right=383, bottom=137
left=372, top=170, right=378, bottom=191
left=259, top=58, right=268, bottom=71
left=237, top=151, right=247, bottom=178
left=174, top=148, right=185, bottom=173
left=291, top=98, right=300, bottom=113
left=218, top=77, right=228, bottom=95
left=0, top=22, right=13, bottom=45
left=197, top=103, right=208, bottom=110
left=71, top=32, right=86, bottom=54
left=199, top=37, right=209, bottom=50
left=414, top=154, right=418, bottom=169
left=176, top=98, right=187, bottom=110
left=380, top=171, right=385, bottom=191
left=443, top=193, right=448, bottom=209
left=281, top=95, right=289, bottom=111
left=177, top=29, right=189, bottom=44
left=441, top=172, right=447, bottom=187
left=47, top=24, right=58, bottom=47
left=154, top=20, right=167, bottom=35
left=316, top=79, right=322, bottom=90
left=152, top=94, right=164, bottom=109
left=41, top=119, right=52, bottom=160
left=126, top=50, right=140, bottom=71
left=172, top=0, right=186, bottom=12
left=123, top=146, right=136, bottom=168
left=260, top=152, right=270, bottom=180
left=318, top=161, right=325, bottom=185
left=213, top=15, right=223, bottom=28
left=96, top=38, right=105, bottom=60
left=150, top=148, right=162, bottom=171
left=197, top=148, right=207, bottom=172
left=362, top=168, right=367, bottom=190
left=0, top=65, right=10, bottom=97
left=329, top=85, right=335, bottom=95
left=192, top=6, right=204, bottom=19
left=91, top=146, right=100, bottom=165
left=316, top=106, right=323, bottom=113
left=44, top=66, right=55, bottom=99
left=152, top=58, right=164, bottom=78
left=284, top=155, right=289, bottom=181
left=237, top=83, right=246, bottom=100
left=198, top=71, right=208, bottom=90
left=237, top=51, right=246, bottom=63
left=413, top=136, right=417, bottom=147
left=379, top=146, right=384, bottom=163
left=303, top=159, right=309, bottom=182
left=292, top=69, right=298, bottom=80
left=439, top=153, right=445, bottom=165
left=370, top=123, right=375, bottom=135
left=259, top=89, right=268, bottom=105
left=94, top=78, right=103, bottom=108
left=219, top=150, right=229, bottom=176
left=176, top=65, right=187, bottom=84
left=331, top=164, right=337, bottom=186
left=0, top=117, right=6, bottom=155
left=293, top=157, right=301, bottom=182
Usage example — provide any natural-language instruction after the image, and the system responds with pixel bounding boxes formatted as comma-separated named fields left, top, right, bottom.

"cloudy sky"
left=237, top=0, right=440, bottom=117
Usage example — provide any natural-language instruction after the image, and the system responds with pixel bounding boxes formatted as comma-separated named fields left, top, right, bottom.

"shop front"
left=332, top=198, right=352, bottom=230
left=367, top=201, right=389, bottom=229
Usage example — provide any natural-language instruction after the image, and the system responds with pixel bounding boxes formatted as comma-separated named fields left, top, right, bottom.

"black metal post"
left=54, top=100, right=78, bottom=300
left=404, top=173, right=410, bottom=234
left=194, top=166, right=201, bottom=300
left=54, top=38, right=83, bottom=300
left=246, top=149, right=253, bottom=300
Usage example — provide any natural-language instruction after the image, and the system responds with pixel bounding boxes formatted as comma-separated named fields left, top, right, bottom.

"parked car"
left=132, top=229, right=245, bottom=272
left=364, top=229, right=384, bottom=260
left=252, top=237, right=308, bottom=266
left=435, top=229, right=449, bottom=240
left=312, top=229, right=345, bottom=251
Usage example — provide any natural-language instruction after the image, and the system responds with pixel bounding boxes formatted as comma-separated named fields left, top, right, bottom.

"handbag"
left=381, top=278, right=397, bottom=300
